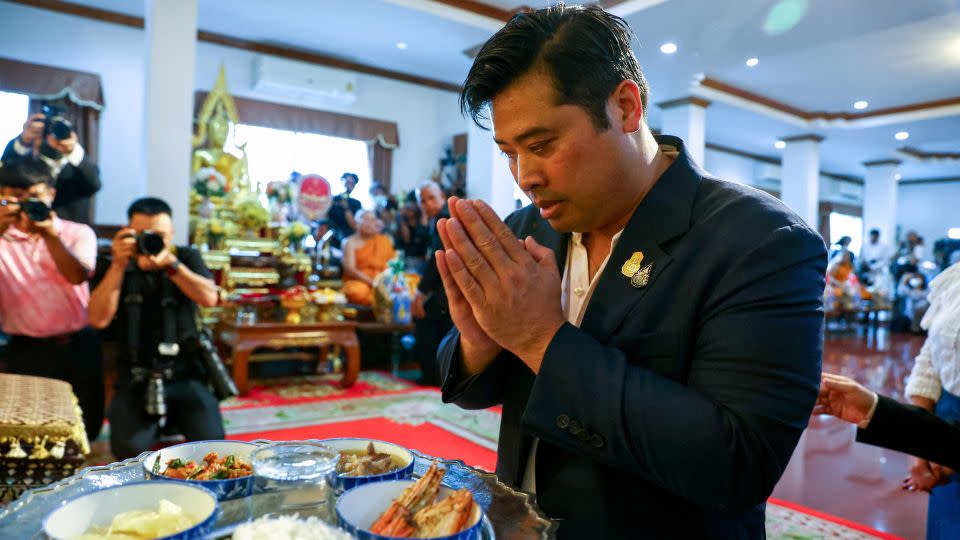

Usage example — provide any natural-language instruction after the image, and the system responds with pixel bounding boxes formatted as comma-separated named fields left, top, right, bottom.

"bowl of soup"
left=319, top=438, right=414, bottom=492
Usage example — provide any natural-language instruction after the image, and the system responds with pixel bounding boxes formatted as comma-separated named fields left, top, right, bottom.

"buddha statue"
left=191, top=65, right=250, bottom=195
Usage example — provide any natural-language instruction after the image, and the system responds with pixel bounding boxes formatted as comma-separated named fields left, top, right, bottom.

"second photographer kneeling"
left=89, top=197, right=224, bottom=459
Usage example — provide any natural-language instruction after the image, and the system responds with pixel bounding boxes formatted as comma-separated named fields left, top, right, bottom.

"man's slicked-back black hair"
left=460, top=3, right=648, bottom=131
left=0, top=156, right=55, bottom=189
left=127, top=197, right=172, bottom=219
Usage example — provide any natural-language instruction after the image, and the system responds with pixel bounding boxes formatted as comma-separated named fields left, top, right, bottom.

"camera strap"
left=159, top=275, right=180, bottom=358
left=123, top=268, right=144, bottom=369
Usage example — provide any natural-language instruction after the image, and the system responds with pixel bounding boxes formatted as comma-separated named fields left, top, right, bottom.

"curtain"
left=0, top=57, right=105, bottom=110
left=194, top=92, right=399, bottom=190
left=368, top=136, right=395, bottom=192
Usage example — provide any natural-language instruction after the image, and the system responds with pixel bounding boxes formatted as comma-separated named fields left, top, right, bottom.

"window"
left=233, top=124, right=373, bottom=209
left=829, top=212, right=863, bottom=255
left=0, top=91, right=29, bottom=147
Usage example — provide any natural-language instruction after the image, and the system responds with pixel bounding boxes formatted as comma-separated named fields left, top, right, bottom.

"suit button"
left=568, top=420, right=583, bottom=436
left=591, top=434, right=604, bottom=448
left=556, top=414, right=570, bottom=429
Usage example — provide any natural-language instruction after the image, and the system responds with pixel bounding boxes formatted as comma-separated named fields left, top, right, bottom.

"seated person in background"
left=815, top=373, right=958, bottom=483
left=824, top=255, right=866, bottom=314
left=830, top=236, right=855, bottom=269
left=897, top=271, right=930, bottom=333
left=88, top=197, right=223, bottom=459
left=0, top=157, right=103, bottom=441
left=342, top=209, right=396, bottom=305
left=2, top=110, right=102, bottom=224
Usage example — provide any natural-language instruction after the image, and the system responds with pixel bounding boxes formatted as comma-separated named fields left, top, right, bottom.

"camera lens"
left=137, top=231, right=165, bottom=255
left=51, top=119, right=73, bottom=140
left=23, top=199, right=50, bottom=222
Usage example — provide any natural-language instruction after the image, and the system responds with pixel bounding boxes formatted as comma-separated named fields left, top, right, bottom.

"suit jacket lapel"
left=579, top=136, right=702, bottom=343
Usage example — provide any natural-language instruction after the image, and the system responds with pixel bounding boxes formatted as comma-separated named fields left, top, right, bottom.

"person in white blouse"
left=904, top=261, right=960, bottom=539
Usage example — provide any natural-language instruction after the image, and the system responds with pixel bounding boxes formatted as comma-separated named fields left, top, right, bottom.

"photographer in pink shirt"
left=0, top=157, right=103, bottom=441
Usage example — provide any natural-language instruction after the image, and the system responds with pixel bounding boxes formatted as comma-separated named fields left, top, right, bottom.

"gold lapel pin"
left=630, top=262, right=654, bottom=288
left=621, top=251, right=644, bottom=278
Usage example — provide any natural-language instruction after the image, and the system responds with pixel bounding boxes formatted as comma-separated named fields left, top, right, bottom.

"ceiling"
left=31, top=0, right=960, bottom=180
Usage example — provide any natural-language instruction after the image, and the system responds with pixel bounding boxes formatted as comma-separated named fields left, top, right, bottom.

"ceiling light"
left=895, top=131, right=909, bottom=140
left=775, top=140, right=786, bottom=149
left=853, top=100, right=868, bottom=110
left=660, top=42, right=678, bottom=54
left=745, top=57, right=759, bottom=67
left=949, top=228, right=960, bottom=240
left=894, top=173, right=902, bottom=180
left=396, top=42, right=408, bottom=50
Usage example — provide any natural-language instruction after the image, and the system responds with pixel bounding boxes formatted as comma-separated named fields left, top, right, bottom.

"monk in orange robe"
left=342, top=209, right=396, bottom=305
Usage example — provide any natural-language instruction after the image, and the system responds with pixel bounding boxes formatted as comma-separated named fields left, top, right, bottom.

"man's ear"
left=609, top=80, right=643, bottom=133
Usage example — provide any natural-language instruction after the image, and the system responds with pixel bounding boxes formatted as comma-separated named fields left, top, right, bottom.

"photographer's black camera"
left=136, top=231, right=165, bottom=255
left=23, top=198, right=51, bottom=222
left=40, top=104, right=73, bottom=141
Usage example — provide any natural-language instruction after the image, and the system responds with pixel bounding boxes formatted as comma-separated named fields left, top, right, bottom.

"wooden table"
left=217, top=321, right=361, bottom=396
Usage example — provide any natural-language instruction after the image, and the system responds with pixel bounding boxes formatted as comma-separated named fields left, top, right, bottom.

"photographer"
left=88, top=197, right=223, bottom=459
left=0, top=157, right=103, bottom=441
left=327, top=172, right=362, bottom=247
left=2, top=106, right=102, bottom=224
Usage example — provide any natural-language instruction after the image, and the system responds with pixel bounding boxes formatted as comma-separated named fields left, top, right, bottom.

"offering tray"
left=0, top=441, right=556, bottom=539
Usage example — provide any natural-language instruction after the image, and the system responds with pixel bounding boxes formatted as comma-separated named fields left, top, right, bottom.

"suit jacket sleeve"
left=2, top=138, right=21, bottom=161
left=55, top=155, right=102, bottom=203
left=522, top=223, right=826, bottom=511
left=857, top=395, right=960, bottom=470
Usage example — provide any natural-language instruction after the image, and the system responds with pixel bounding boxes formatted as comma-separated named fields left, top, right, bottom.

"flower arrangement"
left=282, top=220, right=310, bottom=245
left=266, top=181, right=297, bottom=204
left=235, top=199, right=270, bottom=231
left=193, top=167, right=227, bottom=198
left=208, top=218, right=239, bottom=238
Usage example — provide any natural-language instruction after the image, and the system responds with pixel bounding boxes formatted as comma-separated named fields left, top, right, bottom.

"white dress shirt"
left=906, top=262, right=960, bottom=401
left=860, top=240, right=891, bottom=269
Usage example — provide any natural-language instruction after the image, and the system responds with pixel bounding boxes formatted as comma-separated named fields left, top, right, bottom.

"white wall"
left=703, top=148, right=864, bottom=206
left=0, top=2, right=467, bottom=225
left=897, top=181, right=960, bottom=245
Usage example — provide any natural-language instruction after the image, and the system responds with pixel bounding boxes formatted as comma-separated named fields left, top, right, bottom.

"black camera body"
left=135, top=230, right=166, bottom=255
left=23, top=198, right=51, bottom=222
left=40, top=104, right=73, bottom=141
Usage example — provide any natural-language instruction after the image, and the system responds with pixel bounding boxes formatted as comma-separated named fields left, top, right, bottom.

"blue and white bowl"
left=320, top=438, right=415, bottom=492
left=43, top=480, right=218, bottom=540
left=143, top=440, right=258, bottom=501
left=336, top=479, right=484, bottom=540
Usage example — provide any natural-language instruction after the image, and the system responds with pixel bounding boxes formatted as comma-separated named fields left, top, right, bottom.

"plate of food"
left=143, top=441, right=257, bottom=501
left=42, top=480, right=218, bottom=540
left=321, top=438, right=415, bottom=492
left=337, top=462, right=487, bottom=540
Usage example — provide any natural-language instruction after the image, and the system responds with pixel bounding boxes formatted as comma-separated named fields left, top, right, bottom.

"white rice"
left=231, top=515, right=356, bottom=540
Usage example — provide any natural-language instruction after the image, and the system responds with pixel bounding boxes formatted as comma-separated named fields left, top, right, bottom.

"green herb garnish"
left=167, top=458, right=187, bottom=469
left=224, top=455, right=235, bottom=468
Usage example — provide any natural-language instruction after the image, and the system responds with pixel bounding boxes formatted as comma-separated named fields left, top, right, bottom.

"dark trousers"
left=7, top=329, right=105, bottom=441
left=413, top=315, right=452, bottom=386
left=108, top=377, right=225, bottom=460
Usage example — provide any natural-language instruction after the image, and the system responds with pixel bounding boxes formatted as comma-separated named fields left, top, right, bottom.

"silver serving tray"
left=0, top=440, right=556, bottom=539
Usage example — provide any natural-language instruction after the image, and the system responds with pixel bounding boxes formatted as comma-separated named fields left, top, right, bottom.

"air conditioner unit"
left=252, top=55, right=358, bottom=106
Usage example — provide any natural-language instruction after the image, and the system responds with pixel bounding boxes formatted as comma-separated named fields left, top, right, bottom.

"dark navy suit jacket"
left=438, top=136, right=828, bottom=539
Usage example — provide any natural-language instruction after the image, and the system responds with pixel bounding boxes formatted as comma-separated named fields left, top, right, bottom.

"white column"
left=142, top=0, right=198, bottom=244
left=466, top=119, right=517, bottom=219
left=780, top=135, right=823, bottom=227
left=862, top=159, right=900, bottom=246
left=657, top=97, right=710, bottom=167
